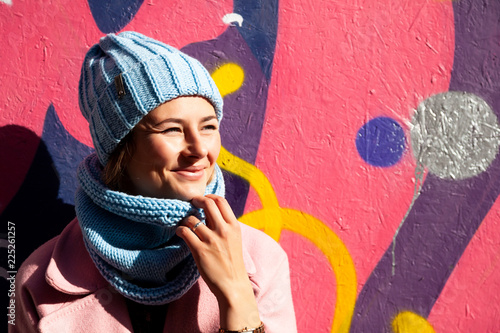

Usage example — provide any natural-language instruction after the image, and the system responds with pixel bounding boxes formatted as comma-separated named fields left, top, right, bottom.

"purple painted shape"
left=182, top=27, right=268, bottom=164
left=350, top=0, right=500, bottom=331
left=181, top=27, right=270, bottom=216
left=352, top=170, right=500, bottom=331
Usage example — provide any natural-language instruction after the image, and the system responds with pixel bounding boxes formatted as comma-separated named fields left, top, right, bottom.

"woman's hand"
left=176, top=194, right=261, bottom=330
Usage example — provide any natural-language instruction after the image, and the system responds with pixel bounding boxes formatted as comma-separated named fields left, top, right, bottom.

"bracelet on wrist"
left=219, top=322, right=265, bottom=333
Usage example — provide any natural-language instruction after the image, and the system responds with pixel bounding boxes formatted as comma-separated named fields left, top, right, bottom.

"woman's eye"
left=202, top=125, right=217, bottom=131
left=162, top=127, right=181, bottom=133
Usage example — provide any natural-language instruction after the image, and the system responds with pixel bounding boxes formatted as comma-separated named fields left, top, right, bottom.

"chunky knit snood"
left=75, top=153, right=225, bottom=305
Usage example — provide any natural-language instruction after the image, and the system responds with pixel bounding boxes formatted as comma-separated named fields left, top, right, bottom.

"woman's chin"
left=130, top=181, right=208, bottom=201
left=163, top=185, right=207, bottom=202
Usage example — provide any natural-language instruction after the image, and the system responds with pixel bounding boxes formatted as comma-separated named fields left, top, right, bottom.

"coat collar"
left=45, top=218, right=108, bottom=295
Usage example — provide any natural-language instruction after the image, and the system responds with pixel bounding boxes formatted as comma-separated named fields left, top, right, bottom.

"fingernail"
left=191, top=197, right=203, bottom=206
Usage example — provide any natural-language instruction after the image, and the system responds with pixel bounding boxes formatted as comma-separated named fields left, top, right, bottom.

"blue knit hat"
left=78, top=31, right=223, bottom=165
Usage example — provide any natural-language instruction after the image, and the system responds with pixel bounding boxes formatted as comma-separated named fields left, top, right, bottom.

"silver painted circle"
left=410, top=91, right=500, bottom=179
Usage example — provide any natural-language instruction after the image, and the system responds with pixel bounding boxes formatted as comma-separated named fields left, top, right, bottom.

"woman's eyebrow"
left=152, top=115, right=217, bottom=127
left=201, top=115, right=217, bottom=122
left=152, top=118, right=183, bottom=127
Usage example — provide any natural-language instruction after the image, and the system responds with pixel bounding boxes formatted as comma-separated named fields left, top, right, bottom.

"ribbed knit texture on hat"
left=79, top=31, right=223, bottom=165
left=75, top=153, right=225, bottom=305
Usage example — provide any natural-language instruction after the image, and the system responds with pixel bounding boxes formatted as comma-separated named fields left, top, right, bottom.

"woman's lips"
left=173, top=167, right=205, bottom=180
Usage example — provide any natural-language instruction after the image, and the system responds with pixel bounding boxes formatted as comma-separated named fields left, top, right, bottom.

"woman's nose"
left=183, top=131, right=208, bottom=158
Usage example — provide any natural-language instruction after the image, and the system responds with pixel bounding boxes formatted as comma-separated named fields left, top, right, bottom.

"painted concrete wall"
left=1, top=0, right=500, bottom=332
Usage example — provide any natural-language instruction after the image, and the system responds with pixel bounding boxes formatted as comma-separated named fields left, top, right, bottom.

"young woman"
left=11, top=32, right=296, bottom=332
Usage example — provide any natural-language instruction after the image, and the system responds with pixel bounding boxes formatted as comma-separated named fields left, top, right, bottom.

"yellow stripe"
left=217, top=146, right=280, bottom=210
left=240, top=208, right=357, bottom=333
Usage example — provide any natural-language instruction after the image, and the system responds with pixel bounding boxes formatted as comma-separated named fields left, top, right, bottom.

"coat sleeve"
left=241, top=224, right=297, bottom=333
left=256, top=250, right=297, bottom=333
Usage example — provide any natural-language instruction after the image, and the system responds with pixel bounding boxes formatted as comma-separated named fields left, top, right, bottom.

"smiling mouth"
left=173, top=167, right=206, bottom=180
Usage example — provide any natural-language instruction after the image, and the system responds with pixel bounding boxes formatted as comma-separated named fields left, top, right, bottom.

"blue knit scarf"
left=75, top=153, right=225, bottom=305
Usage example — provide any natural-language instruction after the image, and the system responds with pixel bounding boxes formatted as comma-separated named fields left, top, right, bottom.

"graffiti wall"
left=1, top=0, right=500, bottom=331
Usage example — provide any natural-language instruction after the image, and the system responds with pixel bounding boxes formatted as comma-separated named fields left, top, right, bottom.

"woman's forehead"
left=142, top=96, right=216, bottom=125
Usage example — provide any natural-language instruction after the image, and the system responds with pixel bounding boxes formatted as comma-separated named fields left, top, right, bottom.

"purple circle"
left=355, top=117, right=406, bottom=167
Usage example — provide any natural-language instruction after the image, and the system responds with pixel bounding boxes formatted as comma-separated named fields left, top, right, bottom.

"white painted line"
left=222, top=13, right=243, bottom=27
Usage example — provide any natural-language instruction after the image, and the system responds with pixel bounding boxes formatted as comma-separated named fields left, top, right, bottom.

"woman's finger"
left=178, top=215, right=210, bottom=242
left=191, top=196, right=225, bottom=231
left=176, top=225, right=203, bottom=253
left=204, top=194, right=238, bottom=226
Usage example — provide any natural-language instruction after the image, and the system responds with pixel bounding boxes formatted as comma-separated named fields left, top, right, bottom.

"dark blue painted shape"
left=42, top=105, right=94, bottom=205
left=88, top=0, right=144, bottom=33
left=234, top=0, right=279, bottom=81
left=355, top=117, right=406, bottom=167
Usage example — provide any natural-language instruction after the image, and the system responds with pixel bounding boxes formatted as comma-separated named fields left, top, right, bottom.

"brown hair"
left=102, top=131, right=135, bottom=191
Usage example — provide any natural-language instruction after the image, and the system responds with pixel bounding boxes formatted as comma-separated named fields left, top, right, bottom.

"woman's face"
left=124, top=96, right=221, bottom=201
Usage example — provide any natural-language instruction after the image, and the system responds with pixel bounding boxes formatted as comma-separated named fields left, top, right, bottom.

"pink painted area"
left=428, top=197, right=500, bottom=332
left=248, top=0, right=455, bottom=298
left=0, top=0, right=98, bottom=139
left=126, top=0, right=231, bottom=48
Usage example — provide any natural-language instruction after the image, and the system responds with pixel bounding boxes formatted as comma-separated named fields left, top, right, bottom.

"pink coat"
left=10, top=218, right=296, bottom=332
